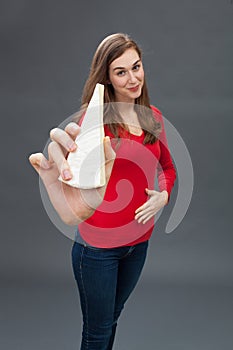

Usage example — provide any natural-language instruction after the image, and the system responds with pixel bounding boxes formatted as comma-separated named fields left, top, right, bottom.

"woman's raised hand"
left=29, top=122, right=116, bottom=225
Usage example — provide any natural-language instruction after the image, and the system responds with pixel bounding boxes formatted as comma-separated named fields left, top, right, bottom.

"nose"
left=127, top=70, right=137, bottom=83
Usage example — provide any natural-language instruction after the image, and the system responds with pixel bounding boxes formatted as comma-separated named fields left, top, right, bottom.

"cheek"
left=112, top=77, right=127, bottom=88
left=138, top=68, right=144, bottom=81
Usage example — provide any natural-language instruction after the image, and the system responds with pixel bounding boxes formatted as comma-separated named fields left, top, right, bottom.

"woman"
left=29, top=33, right=176, bottom=349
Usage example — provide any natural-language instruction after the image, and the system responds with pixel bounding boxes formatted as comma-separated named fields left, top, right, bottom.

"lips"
left=128, top=85, right=139, bottom=92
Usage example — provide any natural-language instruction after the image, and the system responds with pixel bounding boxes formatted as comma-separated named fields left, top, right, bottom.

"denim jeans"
left=71, top=239, right=149, bottom=350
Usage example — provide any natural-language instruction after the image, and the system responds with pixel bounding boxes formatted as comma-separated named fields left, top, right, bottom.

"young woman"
left=29, top=33, right=176, bottom=350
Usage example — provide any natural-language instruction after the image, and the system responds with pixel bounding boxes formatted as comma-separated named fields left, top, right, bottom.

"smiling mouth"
left=128, top=85, right=139, bottom=92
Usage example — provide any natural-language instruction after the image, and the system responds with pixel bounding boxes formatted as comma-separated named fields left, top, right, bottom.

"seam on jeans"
left=80, top=246, right=89, bottom=348
left=121, top=245, right=135, bottom=259
left=121, top=241, right=148, bottom=259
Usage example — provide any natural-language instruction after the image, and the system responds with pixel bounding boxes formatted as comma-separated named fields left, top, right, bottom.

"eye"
left=117, top=70, right=126, bottom=76
left=132, top=64, right=141, bottom=71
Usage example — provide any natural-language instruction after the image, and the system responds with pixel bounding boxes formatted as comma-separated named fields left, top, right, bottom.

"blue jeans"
left=71, top=239, right=149, bottom=350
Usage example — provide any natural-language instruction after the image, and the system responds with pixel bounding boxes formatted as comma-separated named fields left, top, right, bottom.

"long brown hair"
left=75, top=33, right=161, bottom=144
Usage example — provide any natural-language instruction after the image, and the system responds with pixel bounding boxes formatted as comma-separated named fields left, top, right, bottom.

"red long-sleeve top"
left=78, top=105, right=176, bottom=248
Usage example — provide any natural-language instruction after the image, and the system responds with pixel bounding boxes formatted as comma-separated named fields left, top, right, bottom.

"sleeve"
left=152, top=106, right=176, bottom=202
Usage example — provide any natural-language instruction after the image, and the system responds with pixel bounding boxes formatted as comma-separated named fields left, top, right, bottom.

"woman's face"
left=108, top=48, right=144, bottom=103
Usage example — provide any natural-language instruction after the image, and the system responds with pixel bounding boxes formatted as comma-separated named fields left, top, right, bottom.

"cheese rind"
left=59, top=83, right=105, bottom=189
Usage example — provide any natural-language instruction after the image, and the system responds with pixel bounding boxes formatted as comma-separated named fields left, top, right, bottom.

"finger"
left=50, top=127, right=77, bottom=152
left=64, top=122, right=81, bottom=140
left=135, top=201, right=150, bottom=214
left=28, top=153, right=51, bottom=173
left=137, top=211, right=155, bottom=224
left=135, top=206, right=152, bottom=220
left=48, top=141, right=72, bottom=180
left=136, top=212, right=150, bottom=224
left=136, top=209, right=154, bottom=223
left=145, top=188, right=157, bottom=196
left=142, top=213, right=155, bottom=224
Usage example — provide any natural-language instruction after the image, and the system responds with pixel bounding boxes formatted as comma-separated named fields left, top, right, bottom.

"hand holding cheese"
left=28, top=88, right=116, bottom=225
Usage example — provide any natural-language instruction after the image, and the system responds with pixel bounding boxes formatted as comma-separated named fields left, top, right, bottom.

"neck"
left=116, top=102, right=141, bottom=132
left=116, top=101, right=135, bottom=117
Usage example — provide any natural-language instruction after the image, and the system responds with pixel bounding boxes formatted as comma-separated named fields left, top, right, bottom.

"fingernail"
left=68, top=141, right=76, bottom=151
left=71, top=123, right=79, bottom=131
left=63, top=169, right=72, bottom=180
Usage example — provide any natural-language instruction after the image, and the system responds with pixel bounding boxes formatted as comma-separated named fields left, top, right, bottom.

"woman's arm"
left=134, top=108, right=176, bottom=224
left=156, top=111, right=176, bottom=202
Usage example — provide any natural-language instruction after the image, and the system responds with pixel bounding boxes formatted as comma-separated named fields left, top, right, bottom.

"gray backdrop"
left=1, top=0, right=232, bottom=349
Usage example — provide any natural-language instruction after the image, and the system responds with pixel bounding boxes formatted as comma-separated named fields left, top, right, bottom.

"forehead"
left=110, top=48, right=140, bottom=69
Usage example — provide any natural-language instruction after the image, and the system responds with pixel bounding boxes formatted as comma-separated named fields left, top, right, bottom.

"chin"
left=133, top=89, right=142, bottom=99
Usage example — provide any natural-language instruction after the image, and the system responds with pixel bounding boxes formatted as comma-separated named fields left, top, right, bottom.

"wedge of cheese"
left=59, top=83, right=105, bottom=189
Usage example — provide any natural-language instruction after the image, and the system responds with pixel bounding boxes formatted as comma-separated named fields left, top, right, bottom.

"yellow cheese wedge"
left=59, top=83, right=105, bottom=189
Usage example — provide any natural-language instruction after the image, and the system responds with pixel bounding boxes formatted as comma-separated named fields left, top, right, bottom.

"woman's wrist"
left=161, top=190, right=169, bottom=205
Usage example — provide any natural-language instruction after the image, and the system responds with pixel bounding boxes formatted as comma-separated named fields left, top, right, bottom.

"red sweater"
left=78, top=105, right=176, bottom=248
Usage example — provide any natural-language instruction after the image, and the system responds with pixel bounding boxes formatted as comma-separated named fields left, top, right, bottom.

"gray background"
left=1, top=0, right=233, bottom=349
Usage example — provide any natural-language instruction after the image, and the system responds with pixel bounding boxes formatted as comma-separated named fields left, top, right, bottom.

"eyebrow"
left=113, top=59, right=141, bottom=71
